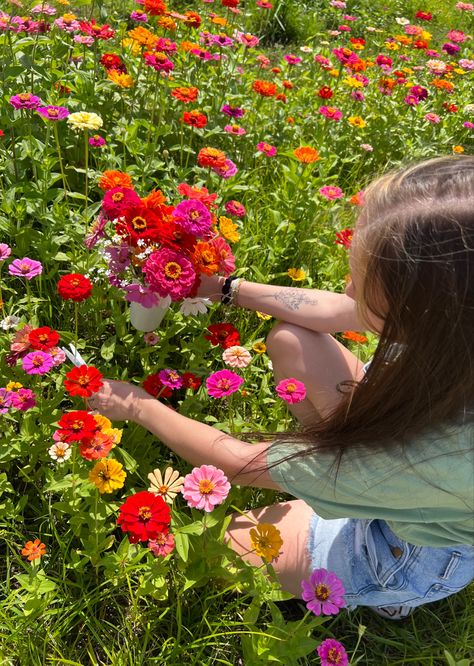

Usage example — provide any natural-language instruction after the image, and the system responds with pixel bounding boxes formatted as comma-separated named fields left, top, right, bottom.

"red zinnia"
left=64, top=365, right=103, bottom=398
left=182, top=372, right=202, bottom=390
left=57, top=410, right=98, bottom=443
left=204, top=323, right=241, bottom=349
left=171, top=87, right=199, bottom=103
left=28, top=326, right=60, bottom=351
left=57, top=274, right=93, bottom=302
left=317, top=86, right=333, bottom=99
left=79, top=431, right=115, bottom=460
left=117, top=491, right=171, bottom=543
left=115, top=206, right=163, bottom=247
left=197, top=147, right=227, bottom=169
left=143, top=373, right=173, bottom=398
left=252, top=80, right=277, bottom=97
left=182, top=110, right=207, bottom=128
left=100, top=53, right=126, bottom=72
left=335, top=228, right=353, bottom=248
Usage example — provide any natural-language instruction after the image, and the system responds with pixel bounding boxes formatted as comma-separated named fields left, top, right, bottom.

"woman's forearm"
left=204, top=277, right=363, bottom=333
left=133, top=392, right=279, bottom=490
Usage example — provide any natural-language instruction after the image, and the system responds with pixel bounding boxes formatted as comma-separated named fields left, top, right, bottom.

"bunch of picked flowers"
left=88, top=174, right=236, bottom=317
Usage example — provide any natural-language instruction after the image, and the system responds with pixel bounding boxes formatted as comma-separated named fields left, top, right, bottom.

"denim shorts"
left=307, top=514, right=474, bottom=608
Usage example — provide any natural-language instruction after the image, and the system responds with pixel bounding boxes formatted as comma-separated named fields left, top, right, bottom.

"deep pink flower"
left=221, top=104, right=245, bottom=118
left=9, top=388, right=36, bottom=411
left=224, top=200, right=246, bottom=217
left=0, top=389, right=12, bottom=414
left=206, top=369, right=244, bottom=398
left=234, top=31, right=259, bottom=47
left=182, top=464, right=231, bottom=512
left=319, top=185, right=344, bottom=200
left=284, top=54, right=302, bottom=65
left=8, top=257, right=43, bottom=279
left=143, top=51, right=174, bottom=72
left=212, top=158, right=238, bottom=179
left=301, top=568, right=346, bottom=615
left=172, top=199, right=212, bottom=237
left=130, top=11, right=147, bottom=21
left=155, top=37, right=177, bottom=52
left=224, top=124, right=246, bottom=135
left=10, top=93, right=42, bottom=109
left=319, top=106, right=343, bottom=121
left=158, top=369, right=183, bottom=389
left=256, top=141, right=277, bottom=156
left=317, top=638, right=349, bottom=666
left=36, top=106, right=69, bottom=121
left=148, top=532, right=175, bottom=556
left=0, top=244, right=11, bottom=261
left=424, top=113, right=440, bottom=124
left=276, top=377, right=306, bottom=403
left=143, top=248, right=196, bottom=301
left=123, top=283, right=160, bottom=307
left=22, top=351, right=54, bottom=375
left=102, top=186, right=141, bottom=220
left=89, top=134, right=106, bottom=147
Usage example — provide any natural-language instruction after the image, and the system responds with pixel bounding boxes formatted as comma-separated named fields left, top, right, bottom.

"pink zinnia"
left=143, top=248, right=196, bottom=301
left=210, top=236, right=235, bottom=276
left=234, top=31, right=260, bottom=48
left=9, top=388, right=36, bottom=411
left=8, top=257, right=43, bottom=279
left=224, top=200, right=246, bottom=217
left=424, top=113, right=440, bottom=124
left=123, top=283, right=159, bottom=307
left=319, top=106, right=343, bottom=121
left=224, top=124, right=246, bottom=135
left=284, top=54, right=302, bottom=65
left=143, top=52, right=174, bottom=72
left=206, top=369, right=244, bottom=398
left=36, top=105, right=69, bottom=121
left=276, top=378, right=306, bottom=403
left=0, top=389, right=12, bottom=414
left=158, top=368, right=183, bottom=389
left=181, top=464, right=231, bottom=512
left=89, top=135, right=106, bottom=147
left=102, top=186, right=141, bottom=220
left=10, top=93, right=42, bottom=109
left=301, top=568, right=346, bottom=616
left=148, top=532, right=175, bottom=556
left=172, top=199, right=212, bottom=237
left=0, top=244, right=11, bottom=261
left=256, top=141, right=277, bottom=157
left=22, top=350, right=54, bottom=375
left=319, top=185, right=344, bottom=200
left=222, top=345, right=252, bottom=368
left=212, top=158, right=238, bottom=179
left=317, top=638, right=349, bottom=666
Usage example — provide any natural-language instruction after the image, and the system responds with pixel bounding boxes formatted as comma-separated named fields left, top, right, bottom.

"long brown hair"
left=277, top=155, right=474, bottom=462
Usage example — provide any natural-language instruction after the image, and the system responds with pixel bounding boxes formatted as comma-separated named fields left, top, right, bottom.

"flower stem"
left=53, top=122, right=68, bottom=196
left=84, top=130, right=89, bottom=229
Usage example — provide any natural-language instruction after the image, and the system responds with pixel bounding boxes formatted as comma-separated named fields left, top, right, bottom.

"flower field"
left=0, top=0, right=473, bottom=662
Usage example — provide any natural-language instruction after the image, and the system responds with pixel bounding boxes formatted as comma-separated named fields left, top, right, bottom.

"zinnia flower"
left=28, top=326, right=60, bottom=351
left=301, top=568, right=346, bottom=615
left=0, top=389, right=12, bottom=414
left=99, top=170, right=133, bottom=191
left=205, top=323, right=240, bottom=349
left=67, top=111, right=103, bottom=131
left=224, top=200, right=246, bottom=217
left=249, top=523, right=283, bottom=562
left=293, top=146, right=320, bottom=163
left=172, top=199, right=212, bottom=236
left=48, top=441, right=72, bottom=463
left=287, top=268, right=306, bottom=281
left=22, top=351, right=54, bottom=375
left=222, top=345, right=252, bottom=368
left=79, top=431, right=115, bottom=460
left=10, top=93, right=42, bottom=109
left=181, top=464, right=231, bottom=512
left=9, top=388, right=36, bottom=411
left=257, top=141, right=277, bottom=157
left=143, top=248, right=197, bottom=301
left=8, top=257, right=43, bottom=280
left=36, top=105, right=69, bottom=121
left=319, top=185, right=344, bottom=200
left=276, top=378, right=306, bottom=403
left=21, top=538, right=46, bottom=561
left=319, top=106, right=343, bottom=121
left=0, top=243, right=11, bottom=261
left=89, top=458, right=127, bottom=494
left=158, top=368, right=183, bottom=389
left=317, top=639, right=349, bottom=666
left=57, top=273, right=93, bottom=301
left=148, top=466, right=184, bottom=503
left=117, top=491, right=171, bottom=543
left=252, top=341, right=267, bottom=354
left=171, top=87, right=199, bottom=103
left=57, top=410, right=98, bottom=443
left=206, top=369, right=244, bottom=398
left=102, top=186, right=141, bottom=220
left=197, top=147, right=227, bottom=169
left=148, top=532, right=175, bottom=556
left=64, top=365, right=103, bottom=398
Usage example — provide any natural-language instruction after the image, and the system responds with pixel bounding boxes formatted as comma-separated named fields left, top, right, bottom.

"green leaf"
left=174, top=532, right=189, bottom=562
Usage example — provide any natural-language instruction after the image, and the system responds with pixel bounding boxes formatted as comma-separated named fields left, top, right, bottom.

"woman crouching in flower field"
left=90, top=156, right=474, bottom=620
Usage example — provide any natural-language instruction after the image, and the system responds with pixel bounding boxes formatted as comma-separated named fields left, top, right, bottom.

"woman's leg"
left=226, top=499, right=314, bottom=596
left=226, top=325, right=365, bottom=594
left=266, top=322, right=365, bottom=426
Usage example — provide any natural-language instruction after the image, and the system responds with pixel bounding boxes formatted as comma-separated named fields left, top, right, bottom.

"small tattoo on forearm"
left=272, top=289, right=318, bottom=311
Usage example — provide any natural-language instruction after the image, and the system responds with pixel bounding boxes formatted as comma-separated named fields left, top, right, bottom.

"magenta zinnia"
left=206, top=369, right=244, bottom=398
left=301, top=568, right=346, bottom=616
left=172, top=199, right=213, bottom=237
left=143, top=248, right=196, bottom=301
left=276, top=378, right=306, bottom=403
left=181, top=464, right=231, bottom=512
left=317, top=639, right=349, bottom=666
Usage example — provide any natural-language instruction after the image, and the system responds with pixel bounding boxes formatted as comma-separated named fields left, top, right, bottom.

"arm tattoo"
left=272, top=289, right=318, bottom=311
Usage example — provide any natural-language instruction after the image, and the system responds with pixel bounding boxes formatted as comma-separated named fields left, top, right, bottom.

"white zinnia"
left=0, top=315, right=20, bottom=330
left=179, top=298, right=211, bottom=316
left=49, top=442, right=72, bottom=463
left=222, top=345, right=252, bottom=369
left=67, top=111, right=103, bottom=131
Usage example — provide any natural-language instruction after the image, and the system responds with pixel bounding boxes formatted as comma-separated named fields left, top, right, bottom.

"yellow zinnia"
left=348, top=116, right=366, bottom=128
left=89, top=459, right=126, bottom=494
left=108, top=70, right=135, bottom=88
left=252, top=341, right=267, bottom=354
left=287, top=268, right=307, bottom=282
left=249, top=523, right=283, bottom=562
left=219, top=216, right=240, bottom=243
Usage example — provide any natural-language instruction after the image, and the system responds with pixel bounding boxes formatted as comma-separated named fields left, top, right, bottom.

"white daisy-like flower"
left=148, top=467, right=185, bottom=503
left=49, top=442, right=72, bottom=463
left=0, top=315, right=20, bottom=331
left=395, top=17, right=410, bottom=25
left=179, top=298, right=211, bottom=316
left=300, top=45, right=313, bottom=52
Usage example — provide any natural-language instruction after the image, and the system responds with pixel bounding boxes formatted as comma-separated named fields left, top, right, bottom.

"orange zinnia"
left=171, top=86, right=199, bottom=103
left=21, top=538, right=46, bottom=561
left=252, top=80, right=277, bottom=97
left=142, top=189, right=167, bottom=210
left=293, top=146, right=320, bottom=164
left=197, top=147, right=226, bottom=169
left=127, top=26, right=158, bottom=48
left=430, top=79, right=454, bottom=92
left=158, top=16, right=176, bottom=30
left=342, top=331, right=368, bottom=344
left=108, top=70, right=134, bottom=88
left=144, top=0, right=168, bottom=15
left=99, top=170, right=133, bottom=191
left=192, top=242, right=220, bottom=276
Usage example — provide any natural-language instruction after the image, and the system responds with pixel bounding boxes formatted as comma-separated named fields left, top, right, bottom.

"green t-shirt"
left=267, top=421, right=474, bottom=547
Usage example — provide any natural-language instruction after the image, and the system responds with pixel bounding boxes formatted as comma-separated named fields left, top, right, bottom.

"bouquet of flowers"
left=86, top=171, right=237, bottom=329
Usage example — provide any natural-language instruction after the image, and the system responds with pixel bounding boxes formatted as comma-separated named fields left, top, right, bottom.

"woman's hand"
left=196, top=274, right=225, bottom=301
left=87, top=379, right=149, bottom=422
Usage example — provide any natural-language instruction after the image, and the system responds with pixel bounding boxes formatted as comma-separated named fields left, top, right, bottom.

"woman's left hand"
left=87, top=379, right=149, bottom=422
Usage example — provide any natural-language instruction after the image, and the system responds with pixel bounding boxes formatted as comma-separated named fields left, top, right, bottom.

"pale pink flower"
left=424, top=113, right=441, bottom=124
left=148, top=532, right=175, bottom=556
left=224, top=124, right=246, bottom=135
left=360, top=143, right=373, bottom=151
left=182, top=464, right=231, bottom=512
left=276, top=377, right=306, bottom=403
left=49, top=347, right=66, bottom=366
left=222, top=345, right=252, bottom=368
